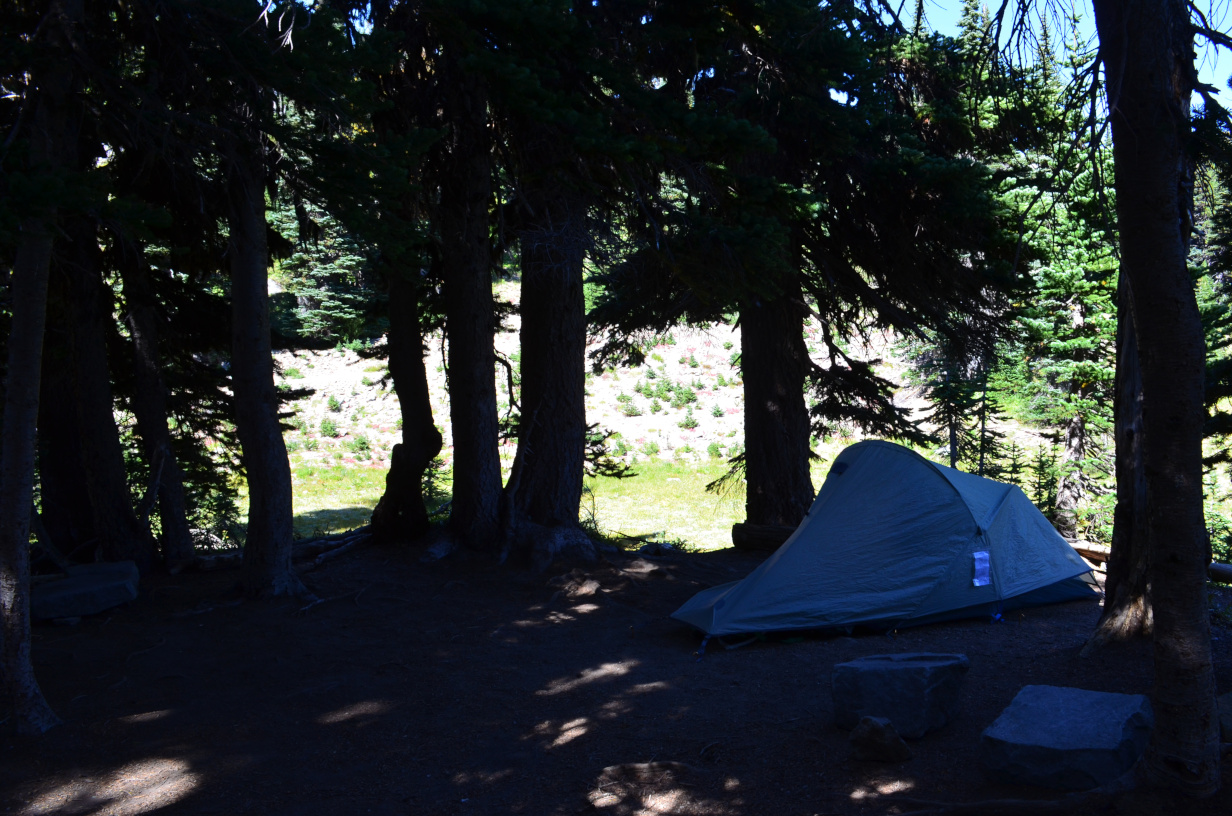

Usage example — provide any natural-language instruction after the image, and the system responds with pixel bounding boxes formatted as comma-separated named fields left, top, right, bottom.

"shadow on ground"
left=3, top=546, right=1230, bottom=815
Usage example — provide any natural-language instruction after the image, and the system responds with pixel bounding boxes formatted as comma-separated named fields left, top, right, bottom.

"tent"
left=672, top=440, right=1099, bottom=636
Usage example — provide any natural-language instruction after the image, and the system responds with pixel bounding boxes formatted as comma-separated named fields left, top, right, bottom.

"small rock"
left=981, top=685, right=1153, bottom=790
left=849, top=716, right=913, bottom=762
left=1218, top=691, right=1232, bottom=742
left=832, top=653, right=970, bottom=738
left=638, top=542, right=676, bottom=556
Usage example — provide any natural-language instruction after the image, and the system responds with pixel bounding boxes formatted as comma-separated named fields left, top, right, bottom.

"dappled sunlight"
left=316, top=699, right=391, bottom=725
left=450, top=768, right=513, bottom=786
left=551, top=717, right=591, bottom=747
left=598, top=698, right=633, bottom=719
left=849, top=777, right=916, bottom=800
left=537, top=661, right=637, bottom=696
left=115, top=709, right=173, bottom=725
left=586, top=763, right=741, bottom=815
left=19, top=758, right=199, bottom=816
left=571, top=602, right=601, bottom=614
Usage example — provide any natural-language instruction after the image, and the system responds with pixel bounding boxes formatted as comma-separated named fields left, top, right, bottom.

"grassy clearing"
left=290, top=463, right=386, bottom=537
left=274, top=449, right=839, bottom=550
left=583, top=459, right=746, bottom=551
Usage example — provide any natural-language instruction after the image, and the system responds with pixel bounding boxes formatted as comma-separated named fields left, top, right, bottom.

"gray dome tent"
left=672, top=440, right=1099, bottom=636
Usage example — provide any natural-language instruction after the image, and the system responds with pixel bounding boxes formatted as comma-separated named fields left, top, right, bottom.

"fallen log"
left=1071, top=541, right=1111, bottom=565
left=731, top=523, right=796, bottom=552
left=185, top=526, right=373, bottom=573
left=1073, top=541, right=1232, bottom=585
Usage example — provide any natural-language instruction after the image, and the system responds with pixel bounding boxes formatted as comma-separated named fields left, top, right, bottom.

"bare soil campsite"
left=3, top=546, right=1230, bottom=816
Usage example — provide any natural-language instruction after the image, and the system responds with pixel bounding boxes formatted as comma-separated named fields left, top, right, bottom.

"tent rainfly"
left=672, top=440, right=1099, bottom=636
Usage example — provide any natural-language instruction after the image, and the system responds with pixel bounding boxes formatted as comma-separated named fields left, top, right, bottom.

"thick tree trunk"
left=1085, top=274, right=1152, bottom=650
left=1093, top=0, right=1219, bottom=795
left=501, top=195, right=592, bottom=563
left=740, top=290, right=814, bottom=527
left=59, top=217, right=156, bottom=572
left=0, top=0, right=81, bottom=733
left=227, top=148, right=304, bottom=598
left=37, top=306, right=95, bottom=557
left=1053, top=413, right=1085, bottom=540
left=371, top=271, right=442, bottom=544
left=440, top=72, right=501, bottom=552
left=119, top=243, right=196, bottom=568
left=1, top=226, right=62, bottom=735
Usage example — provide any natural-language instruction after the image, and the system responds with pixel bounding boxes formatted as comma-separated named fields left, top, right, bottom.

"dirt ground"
left=4, top=544, right=1231, bottom=816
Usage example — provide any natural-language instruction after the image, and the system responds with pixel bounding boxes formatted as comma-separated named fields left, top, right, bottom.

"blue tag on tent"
left=973, top=551, right=991, bottom=587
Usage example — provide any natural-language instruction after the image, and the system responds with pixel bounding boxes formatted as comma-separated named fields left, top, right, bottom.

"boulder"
left=849, top=716, right=913, bottom=762
left=981, top=685, right=1153, bottom=790
left=1219, top=691, right=1232, bottom=742
left=832, top=653, right=970, bottom=738
left=31, top=561, right=139, bottom=620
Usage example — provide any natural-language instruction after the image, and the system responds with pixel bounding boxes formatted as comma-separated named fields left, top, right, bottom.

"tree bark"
left=37, top=304, right=95, bottom=557
left=1093, top=0, right=1219, bottom=796
left=440, top=70, right=501, bottom=552
left=1, top=225, right=63, bottom=735
left=0, top=0, right=82, bottom=734
left=501, top=194, right=591, bottom=562
left=119, top=242, right=196, bottom=568
left=227, top=146, right=304, bottom=598
left=1053, top=413, right=1085, bottom=540
left=1086, top=273, right=1152, bottom=650
left=740, top=290, right=814, bottom=527
left=371, top=270, right=442, bottom=543
left=59, top=216, right=156, bottom=572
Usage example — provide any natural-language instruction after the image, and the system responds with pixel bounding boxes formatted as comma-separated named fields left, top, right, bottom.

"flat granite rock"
left=832, top=653, right=970, bottom=739
left=981, top=685, right=1153, bottom=791
left=31, top=561, right=139, bottom=620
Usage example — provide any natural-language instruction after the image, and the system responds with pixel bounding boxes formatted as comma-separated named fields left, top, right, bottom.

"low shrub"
left=320, top=417, right=340, bottom=438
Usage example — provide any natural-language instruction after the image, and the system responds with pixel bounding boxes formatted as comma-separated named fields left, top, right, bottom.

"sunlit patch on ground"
left=586, top=762, right=740, bottom=815
left=19, top=759, right=199, bottom=816
left=849, top=777, right=916, bottom=800
left=115, top=709, right=173, bottom=725
left=537, top=661, right=636, bottom=696
left=550, top=717, right=591, bottom=747
left=315, top=699, right=391, bottom=725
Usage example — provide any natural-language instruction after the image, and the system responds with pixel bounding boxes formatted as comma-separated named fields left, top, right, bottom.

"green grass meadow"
left=271, top=453, right=843, bottom=551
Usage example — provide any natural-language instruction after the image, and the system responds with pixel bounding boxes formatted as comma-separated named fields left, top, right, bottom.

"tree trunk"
left=1085, top=273, right=1152, bottom=650
left=371, top=270, right=442, bottom=544
left=119, top=242, right=196, bottom=569
left=0, top=0, right=82, bottom=733
left=1, top=225, right=63, bottom=735
left=440, top=70, right=501, bottom=552
left=1053, top=413, right=1085, bottom=540
left=740, top=290, right=814, bottom=527
left=59, top=216, right=156, bottom=572
left=501, top=195, right=592, bottom=563
left=227, top=147, right=304, bottom=598
left=1093, top=0, right=1219, bottom=795
left=37, top=305, right=95, bottom=557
